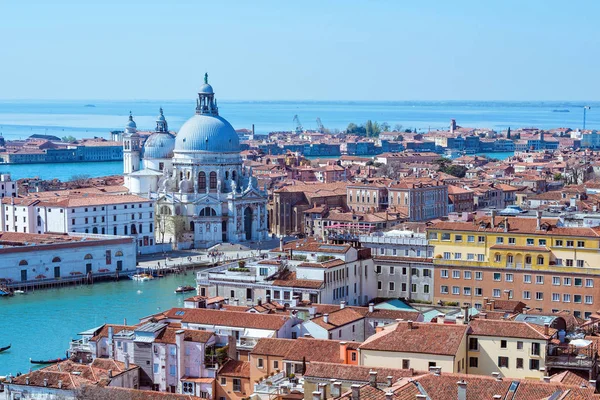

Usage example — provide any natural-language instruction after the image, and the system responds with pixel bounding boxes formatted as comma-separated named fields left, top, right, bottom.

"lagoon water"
left=0, top=273, right=198, bottom=375
left=1, top=100, right=597, bottom=180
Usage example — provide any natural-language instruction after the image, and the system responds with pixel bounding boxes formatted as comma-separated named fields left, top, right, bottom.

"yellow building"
left=427, top=212, right=600, bottom=317
left=358, top=320, right=469, bottom=373
left=467, top=319, right=555, bottom=379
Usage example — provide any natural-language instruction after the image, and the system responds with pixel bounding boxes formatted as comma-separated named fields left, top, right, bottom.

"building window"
left=478, top=236, right=485, bottom=243
left=496, top=237, right=504, bottom=244
left=529, top=359, right=540, bottom=370
left=452, top=270, right=460, bottom=279
left=516, top=358, right=523, bottom=369
left=469, top=338, right=478, bottom=351
left=441, top=270, right=448, bottom=278
left=273, top=360, right=279, bottom=369
left=475, top=287, right=482, bottom=296
left=454, top=253, right=462, bottom=260
left=577, top=241, right=585, bottom=248
left=531, top=342, right=541, bottom=356
left=423, top=284, right=429, bottom=294
left=209, top=172, right=217, bottom=189
left=455, top=235, right=463, bottom=242
left=536, top=292, right=544, bottom=301
left=539, top=239, right=546, bottom=246
left=441, top=285, right=449, bottom=294
left=402, top=359, right=410, bottom=369
left=564, top=277, right=571, bottom=286
left=389, top=282, right=395, bottom=291
left=586, top=279, right=594, bottom=288
left=377, top=281, right=382, bottom=290
left=493, top=273, right=501, bottom=281
left=233, top=379, right=241, bottom=392
left=467, top=235, right=475, bottom=243
left=475, top=271, right=483, bottom=280
left=469, top=357, right=478, bottom=368
left=505, top=273, right=513, bottom=282
left=169, top=365, right=176, bottom=376
left=552, top=277, right=560, bottom=286
left=463, top=287, right=471, bottom=296
left=566, top=240, right=574, bottom=248
left=526, top=238, right=534, bottom=246
left=508, top=237, right=516, bottom=245
left=498, top=356, right=509, bottom=368
left=464, top=271, right=472, bottom=279
left=535, top=276, right=544, bottom=284
left=523, top=291, right=531, bottom=300
left=452, top=286, right=460, bottom=295
left=585, top=296, right=593, bottom=304
left=257, top=358, right=264, bottom=368
left=552, top=293, right=560, bottom=302
left=494, top=254, right=501, bottom=262
left=516, top=341, right=523, bottom=350
left=443, top=252, right=451, bottom=260
left=220, top=377, right=226, bottom=385
left=524, top=275, right=531, bottom=283
left=441, top=233, right=451, bottom=241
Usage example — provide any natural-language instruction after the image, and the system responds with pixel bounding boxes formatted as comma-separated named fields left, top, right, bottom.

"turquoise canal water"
left=0, top=273, right=198, bottom=375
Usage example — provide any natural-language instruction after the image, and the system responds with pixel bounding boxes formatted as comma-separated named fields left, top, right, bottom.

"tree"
left=553, top=173, right=563, bottom=181
left=70, top=174, right=90, bottom=187
left=393, top=124, right=403, bottom=132
left=166, top=215, right=187, bottom=247
left=365, top=120, right=381, bottom=138
left=380, top=122, right=390, bottom=132
left=62, top=135, right=77, bottom=143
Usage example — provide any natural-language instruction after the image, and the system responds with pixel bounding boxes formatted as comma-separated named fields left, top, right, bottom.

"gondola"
left=30, top=357, right=67, bottom=365
left=175, top=285, right=195, bottom=294
left=0, top=344, right=10, bottom=353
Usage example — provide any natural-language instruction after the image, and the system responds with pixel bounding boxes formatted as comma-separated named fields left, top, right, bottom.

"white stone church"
left=123, top=75, right=268, bottom=248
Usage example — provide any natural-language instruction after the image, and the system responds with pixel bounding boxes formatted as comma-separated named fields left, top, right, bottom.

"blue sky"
left=1, top=0, right=599, bottom=101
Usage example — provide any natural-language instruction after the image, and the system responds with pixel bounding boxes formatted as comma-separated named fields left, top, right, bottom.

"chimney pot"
left=407, top=320, right=413, bottom=330
left=340, top=301, right=346, bottom=309
left=385, top=392, right=394, bottom=400
left=332, top=382, right=343, bottom=397
left=58, top=380, right=63, bottom=389
left=108, top=369, right=113, bottom=378
left=457, top=380, right=467, bottom=400
left=25, top=377, right=30, bottom=385
left=544, top=323, right=550, bottom=336
left=437, top=313, right=445, bottom=324
left=368, top=303, right=375, bottom=312
left=387, top=376, right=393, bottom=387
left=369, top=371, right=378, bottom=388
left=323, top=313, right=329, bottom=324
left=351, top=384, right=361, bottom=400
left=542, top=376, right=551, bottom=383
left=319, top=383, right=328, bottom=400
left=491, top=372, right=501, bottom=381
left=313, top=391, right=322, bottom=400
left=43, top=378, right=48, bottom=387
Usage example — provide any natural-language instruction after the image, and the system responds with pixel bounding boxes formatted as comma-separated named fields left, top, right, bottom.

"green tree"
left=393, top=123, right=403, bottom=132
left=62, top=135, right=77, bottom=143
left=553, top=173, right=563, bottom=181
left=380, top=122, right=390, bottom=132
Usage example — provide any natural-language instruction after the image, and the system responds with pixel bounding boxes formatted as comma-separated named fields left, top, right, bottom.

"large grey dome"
left=174, top=114, right=240, bottom=153
left=143, top=131, right=176, bottom=159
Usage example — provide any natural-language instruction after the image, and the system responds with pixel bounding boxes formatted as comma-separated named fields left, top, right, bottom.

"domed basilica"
left=123, top=75, right=268, bottom=248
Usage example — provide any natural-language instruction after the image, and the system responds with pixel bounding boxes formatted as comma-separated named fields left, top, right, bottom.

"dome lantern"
left=195, top=73, right=218, bottom=116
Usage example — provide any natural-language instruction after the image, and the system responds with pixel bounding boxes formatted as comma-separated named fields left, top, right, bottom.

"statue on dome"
left=204, top=73, right=208, bottom=84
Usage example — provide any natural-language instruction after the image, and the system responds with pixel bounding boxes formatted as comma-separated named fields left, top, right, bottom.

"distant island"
left=552, top=109, right=570, bottom=113
left=84, top=104, right=96, bottom=107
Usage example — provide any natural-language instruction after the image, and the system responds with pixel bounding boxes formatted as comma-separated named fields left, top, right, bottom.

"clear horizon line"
left=0, top=98, right=598, bottom=103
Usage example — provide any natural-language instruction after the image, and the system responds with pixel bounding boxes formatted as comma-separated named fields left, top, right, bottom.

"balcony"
left=546, top=344, right=598, bottom=370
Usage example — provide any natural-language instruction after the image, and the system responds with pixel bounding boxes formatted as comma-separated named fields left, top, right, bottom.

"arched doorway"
left=244, top=207, right=253, bottom=241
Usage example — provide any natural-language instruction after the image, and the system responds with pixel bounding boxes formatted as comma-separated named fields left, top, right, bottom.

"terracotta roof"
left=218, top=360, right=250, bottom=378
left=252, top=337, right=360, bottom=363
left=469, top=319, right=556, bottom=340
left=311, top=308, right=365, bottom=330
left=154, top=327, right=214, bottom=344
left=91, top=324, right=130, bottom=341
left=180, top=308, right=290, bottom=331
left=304, top=362, right=418, bottom=383
left=359, top=322, right=468, bottom=356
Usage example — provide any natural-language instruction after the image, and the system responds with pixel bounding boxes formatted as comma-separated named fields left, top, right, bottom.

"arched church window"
left=199, top=207, right=217, bottom=217
left=198, top=172, right=206, bottom=190
left=186, top=171, right=191, bottom=180
left=225, top=171, right=229, bottom=180
left=232, top=170, right=236, bottom=181
left=131, top=224, right=137, bottom=235
left=209, top=172, right=217, bottom=189
left=159, top=162, right=164, bottom=171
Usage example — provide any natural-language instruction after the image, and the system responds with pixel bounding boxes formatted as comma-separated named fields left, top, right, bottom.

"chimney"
left=304, top=333, right=312, bottom=338
left=437, top=313, right=445, bottom=324
left=340, top=301, right=346, bottom=309
left=108, top=326, right=114, bottom=357
left=542, top=376, right=551, bottom=383
left=340, top=342, right=348, bottom=364
left=332, top=381, right=342, bottom=397
left=43, top=378, right=48, bottom=387
left=455, top=315, right=465, bottom=325
left=503, top=217, right=509, bottom=233
left=369, top=371, right=378, bottom=388
left=312, top=391, right=322, bottom=400
left=491, top=210, right=497, bottom=227
left=385, top=393, right=394, bottom=400
left=462, top=305, right=469, bottom=321
left=368, top=303, right=375, bottom=313
left=280, top=237, right=284, bottom=251
left=323, top=313, right=329, bottom=324
left=457, top=380, right=467, bottom=400
left=319, top=383, right=328, bottom=400
left=228, top=334, right=237, bottom=361
left=483, top=297, right=489, bottom=310
left=490, top=299, right=496, bottom=310
left=124, top=353, right=130, bottom=370
left=479, top=312, right=487, bottom=320
left=108, top=369, right=113, bottom=378
left=26, top=377, right=30, bottom=385
left=234, top=298, right=239, bottom=306
left=407, top=320, right=413, bottom=330
left=387, top=376, right=394, bottom=387
left=58, top=380, right=63, bottom=389
left=491, top=372, right=502, bottom=381
left=266, top=294, right=271, bottom=303
left=589, top=380, right=597, bottom=388
left=536, top=210, right=542, bottom=230
left=544, top=323, right=550, bottom=336
left=351, top=384, right=361, bottom=400
left=258, top=297, right=262, bottom=306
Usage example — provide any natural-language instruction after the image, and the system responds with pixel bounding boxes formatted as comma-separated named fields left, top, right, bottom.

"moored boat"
left=0, top=343, right=10, bottom=353
left=30, top=357, right=67, bottom=365
left=129, top=274, right=153, bottom=281
left=175, top=285, right=195, bottom=294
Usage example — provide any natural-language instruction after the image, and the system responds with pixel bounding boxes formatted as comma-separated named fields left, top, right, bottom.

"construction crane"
left=293, top=115, right=303, bottom=134
left=316, top=117, right=325, bottom=133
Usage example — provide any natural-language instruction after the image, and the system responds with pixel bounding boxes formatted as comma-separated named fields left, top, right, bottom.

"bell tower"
left=123, top=112, right=141, bottom=174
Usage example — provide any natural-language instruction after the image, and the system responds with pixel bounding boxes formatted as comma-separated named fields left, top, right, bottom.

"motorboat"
left=175, top=285, right=195, bottom=294
left=0, top=344, right=10, bottom=353
left=129, top=274, right=153, bottom=281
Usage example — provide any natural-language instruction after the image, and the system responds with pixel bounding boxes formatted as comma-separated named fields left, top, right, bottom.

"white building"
left=0, top=232, right=136, bottom=287
left=0, top=194, right=159, bottom=254
left=0, top=173, right=17, bottom=198
left=123, top=75, right=269, bottom=248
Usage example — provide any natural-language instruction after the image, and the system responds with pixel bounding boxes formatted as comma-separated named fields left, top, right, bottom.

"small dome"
left=174, top=114, right=239, bottom=153
left=143, top=132, right=176, bottom=159
left=199, top=83, right=214, bottom=94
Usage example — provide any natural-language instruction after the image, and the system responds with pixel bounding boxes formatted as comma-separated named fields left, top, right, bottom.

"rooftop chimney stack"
left=332, top=382, right=342, bottom=397
left=318, top=383, right=328, bottom=400
left=369, top=303, right=375, bottom=313
left=125, top=353, right=130, bottom=370
left=312, top=391, right=322, bottom=400
left=108, top=369, right=113, bottom=378
left=536, top=210, right=542, bottom=230
left=26, top=377, right=30, bottom=385
left=437, top=313, right=445, bottom=324
left=387, top=376, right=394, bottom=387
left=351, top=384, right=361, bottom=400
left=340, top=342, right=348, bottom=364
left=544, top=323, right=550, bottom=336
left=58, top=380, right=63, bottom=389
left=43, top=378, right=48, bottom=387
left=369, top=371, right=378, bottom=388
left=407, top=320, right=413, bottom=330
left=457, top=380, right=467, bottom=400
left=323, top=313, right=329, bottom=324
left=340, top=301, right=346, bottom=309
left=385, top=393, right=394, bottom=400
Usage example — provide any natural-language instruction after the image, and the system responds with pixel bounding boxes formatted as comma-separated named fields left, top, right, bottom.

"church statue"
left=204, top=73, right=208, bottom=84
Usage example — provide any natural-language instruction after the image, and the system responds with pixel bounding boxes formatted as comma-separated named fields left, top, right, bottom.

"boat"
left=129, top=273, right=153, bottom=281
left=30, top=357, right=67, bottom=365
left=0, top=344, right=10, bottom=353
left=13, top=290, right=26, bottom=295
left=175, top=285, right=195, bottom=294
left=552, top=109, right=570, bottom=113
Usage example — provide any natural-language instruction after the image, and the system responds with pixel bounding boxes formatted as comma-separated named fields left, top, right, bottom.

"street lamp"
left=583, top=106, right=591, bottom=131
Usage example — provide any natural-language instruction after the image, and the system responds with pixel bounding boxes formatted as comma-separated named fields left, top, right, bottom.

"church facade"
left=123, top=76, right=269, bottom=248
